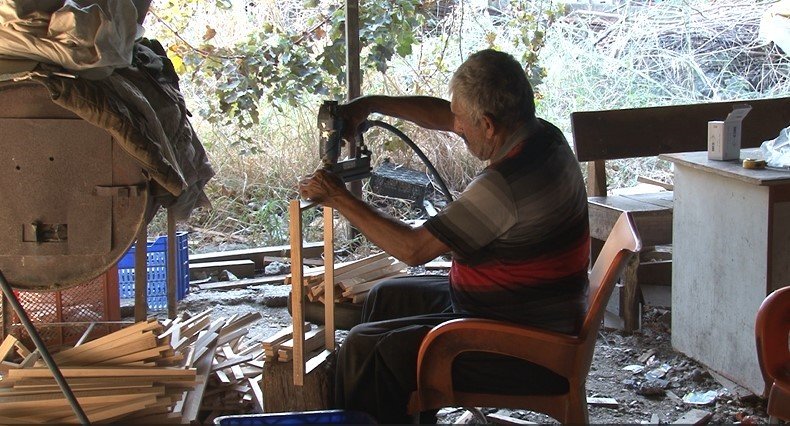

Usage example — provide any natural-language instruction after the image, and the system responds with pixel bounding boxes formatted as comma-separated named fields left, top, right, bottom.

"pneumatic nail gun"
left=317, top=100, right=372, bottom=182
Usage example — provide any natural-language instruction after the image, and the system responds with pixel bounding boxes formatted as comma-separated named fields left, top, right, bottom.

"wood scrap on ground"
left=0, top=308, right=266, bottom=424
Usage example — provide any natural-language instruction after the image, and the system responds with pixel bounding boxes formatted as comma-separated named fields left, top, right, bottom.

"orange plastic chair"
left=755, top=285, right=790, bottom=422
left=407, top=212, right=642, bottom=424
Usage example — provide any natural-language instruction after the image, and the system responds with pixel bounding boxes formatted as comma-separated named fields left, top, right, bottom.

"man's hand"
left=298, top=169, right=348, bottom=207
left=336, top=98, right=371, bottom=143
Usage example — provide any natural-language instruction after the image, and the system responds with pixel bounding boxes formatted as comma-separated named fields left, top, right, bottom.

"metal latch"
left=93, top=185, right=144, bottom=198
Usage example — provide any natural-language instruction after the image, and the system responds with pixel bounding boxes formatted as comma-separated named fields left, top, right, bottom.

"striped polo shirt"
left=424, top=119, right=590, bottom=333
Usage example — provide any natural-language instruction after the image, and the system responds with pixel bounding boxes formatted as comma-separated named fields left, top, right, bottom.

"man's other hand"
left=298, top=169, right=347, bottom=206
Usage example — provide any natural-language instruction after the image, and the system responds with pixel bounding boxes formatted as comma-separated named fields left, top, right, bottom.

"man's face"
left=451, top=97, right=492, bottom=160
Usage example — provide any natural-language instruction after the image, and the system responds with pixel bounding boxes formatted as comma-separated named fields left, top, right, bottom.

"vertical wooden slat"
left=323, top=206, right=335, bottom=351
left=134, top=224, right=148, bottom=322
left=166, top=210, right=177, bottom=319
left=289, top=200, right=305, bottom=386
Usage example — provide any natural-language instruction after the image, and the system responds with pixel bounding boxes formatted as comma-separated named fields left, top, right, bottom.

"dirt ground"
left=169, top=279, right=770, bottom=425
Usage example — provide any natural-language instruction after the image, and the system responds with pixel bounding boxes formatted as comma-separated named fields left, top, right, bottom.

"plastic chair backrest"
left=755, top=285, right=790, bottom=396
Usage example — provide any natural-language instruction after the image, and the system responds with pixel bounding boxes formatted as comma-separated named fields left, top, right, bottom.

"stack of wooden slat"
left=0, top=319, right=195, bottom=424
left=0, top=308, right=267, bottom=424
left=261, top=324, right=326, bottom=363
left=288, top=252, right=407, bottom=304
left=197, top=312, right=265, bottom=417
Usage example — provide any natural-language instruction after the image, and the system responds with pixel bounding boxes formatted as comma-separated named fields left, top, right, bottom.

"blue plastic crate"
left=213, top=410, right=377, bottom=425
left=118, top=232, right=189, bottom=310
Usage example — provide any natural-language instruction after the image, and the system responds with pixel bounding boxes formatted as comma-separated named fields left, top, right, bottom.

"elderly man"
left=299, top=49, right=589, bottom=423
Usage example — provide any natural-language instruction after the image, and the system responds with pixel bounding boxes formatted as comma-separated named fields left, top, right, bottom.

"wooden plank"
left=588, top=196, right=670, bottom=213
left=180, top=332, right=219, bottom=421
left=54, top=319, right=160, bottom=359
left=622, top=192, right=674, bottom=210
left=339, top=262, right=406, bottom=290
left=248, top=376, right=264, bottom=413
left=54, top=394, right=159, bottom=424
left=304, top=348, right=332, bottom=376
left=189, top=242, right=324, bottom=270
left=279, top=327, right=325, bottom=352
left=323, top=206, right=335, bottom=352
left=213, top=354, right=253, bottom=374
left=0, top=385, right=164, bottom=404
left=286, top=252, right=391, bottom=284
left=572, top=96, right=790, bottom=162
left=56, top=332, right=159, bottom=365
left=4, top=367, right=196, bottom=380
left=289, top=199, right=305, bottom=387
left=265, top=256, right=323, bottom=266
left=334, top=255, right=396, bottom=283
left=0, top=335, right=18, bottom=361
left=222, top=312, right=263, bottom=337
left=19, top=351, right=40, bottom=368
left=0, top=391, right=160, bottom=411
left=95, top=345, right=171, bottom=365
left=342, top=273, right=406, bottom=297
left=197, top=275, right=288, bottom=291
left=261, top=324, right=310, bottom=350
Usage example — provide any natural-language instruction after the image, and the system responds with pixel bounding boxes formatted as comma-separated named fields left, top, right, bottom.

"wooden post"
left=289, top=200, right=305, bottom=386
left=134, top=224, right=148, bottom=322
left=166, top=209, right=177, bottom=319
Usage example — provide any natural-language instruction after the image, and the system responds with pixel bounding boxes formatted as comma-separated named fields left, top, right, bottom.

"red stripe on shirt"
left=450, top=234, right=590, bottom=291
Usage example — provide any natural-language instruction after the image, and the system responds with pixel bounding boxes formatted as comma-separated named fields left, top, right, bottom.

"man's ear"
left=482, top=113, right=497, bottom=139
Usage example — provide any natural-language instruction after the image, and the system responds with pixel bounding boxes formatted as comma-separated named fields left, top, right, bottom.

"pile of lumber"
left=0, top=319, right=194, bottom=423
left=0, top=308, right=265, bottom=424
left=192, top=311, right=265, bottom=418
left=261, top=323, right=326, bottom=363
left=289, top=252, right=407, bottom=304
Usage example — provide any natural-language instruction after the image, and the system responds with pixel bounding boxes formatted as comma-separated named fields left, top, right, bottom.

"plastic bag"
left=760, top=125, right=790, bottom=168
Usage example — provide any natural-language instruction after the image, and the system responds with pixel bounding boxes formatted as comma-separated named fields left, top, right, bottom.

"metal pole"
left=0, top=270, right=90, bottom=425
left=166, top=209, right=177, bottom=319
left=134, top=223, right=148, bottom=322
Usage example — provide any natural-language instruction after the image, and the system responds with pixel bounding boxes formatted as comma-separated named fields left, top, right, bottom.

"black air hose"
left=358, top=120, right=454, bottom=204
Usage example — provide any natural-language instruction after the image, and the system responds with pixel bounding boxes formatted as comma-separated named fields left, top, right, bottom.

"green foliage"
left=499, top=1, right=567, bottom=88
left=157, top=0, right=426, bottom=146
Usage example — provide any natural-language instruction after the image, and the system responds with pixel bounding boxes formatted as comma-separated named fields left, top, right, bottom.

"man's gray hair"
left=449, top=49, right=536, bottom=126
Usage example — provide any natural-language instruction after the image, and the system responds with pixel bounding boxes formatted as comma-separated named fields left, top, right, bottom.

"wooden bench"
left=571, top=96, right=790, bottom=331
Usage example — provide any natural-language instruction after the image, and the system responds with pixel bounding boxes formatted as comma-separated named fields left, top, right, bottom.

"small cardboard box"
left=708, top=104, right=752, bottom=160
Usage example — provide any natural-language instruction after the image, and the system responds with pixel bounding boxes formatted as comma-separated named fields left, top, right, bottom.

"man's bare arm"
left=299, top=170, right=450, bottom=266
left=342, top=95, right=454, bottom=133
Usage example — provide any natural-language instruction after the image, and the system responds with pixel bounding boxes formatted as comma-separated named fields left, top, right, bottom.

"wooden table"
left=660, top=150, right=790, bottom=394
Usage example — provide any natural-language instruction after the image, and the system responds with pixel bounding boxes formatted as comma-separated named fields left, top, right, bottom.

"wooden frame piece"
left=288, top=200, right=337, bottom=386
